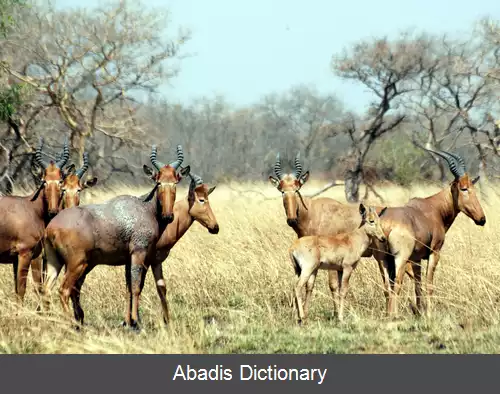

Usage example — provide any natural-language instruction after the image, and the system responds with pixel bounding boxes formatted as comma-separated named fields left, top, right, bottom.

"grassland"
left=1, top=179, right=500, bottom=354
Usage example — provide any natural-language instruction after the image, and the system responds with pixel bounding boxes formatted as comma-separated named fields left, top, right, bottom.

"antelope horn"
left=169, top=144, right=184, bottom=170
left=34, top=137, right=48, bottom=169
left=150, top=145, right=165, bottom=171
left=56, top=137, right=70, bottom=168
left=421, top=146, right=466, bottom=178
left=294, top=151, right=303, bottom=178
left=274, top=153, right=283, bottom=180
left=445, top=151, right=467, bottom=175
left=189, top=173, right=204, bottom=186
left=75, top=152, right=89, bottom=179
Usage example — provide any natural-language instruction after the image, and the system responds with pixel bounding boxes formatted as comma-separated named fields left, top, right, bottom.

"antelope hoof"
left=129, top=320, right=141, bottom=333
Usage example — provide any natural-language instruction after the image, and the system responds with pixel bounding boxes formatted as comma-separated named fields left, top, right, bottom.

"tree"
left=0, top=0, right=191, bottom=189
left=331, top=31, right=438, bottom=202
left=0, top=0, right=25, bottom=37
left=0, top=0, right=28, bottom=194
left=257, top=85, right=346, bottom=176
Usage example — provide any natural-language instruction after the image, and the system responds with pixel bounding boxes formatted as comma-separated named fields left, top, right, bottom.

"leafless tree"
left=331, top=31, right=438, bottom=202
left=0, top=0, right=191, bottom=190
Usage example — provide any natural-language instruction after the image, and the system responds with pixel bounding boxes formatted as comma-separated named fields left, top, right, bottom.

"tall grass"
left=1, top=179, right=500, bottom=354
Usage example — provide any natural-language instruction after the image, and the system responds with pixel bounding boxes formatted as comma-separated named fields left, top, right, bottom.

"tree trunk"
left=344, top=167, right=362, bottom=203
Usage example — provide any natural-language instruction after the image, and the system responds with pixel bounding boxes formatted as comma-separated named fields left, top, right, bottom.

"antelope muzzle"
left=164, top=213, right=175, bottom=223
left=209, top=224, right=220, bottom=234
left=475, top=216, right=486, bottom=226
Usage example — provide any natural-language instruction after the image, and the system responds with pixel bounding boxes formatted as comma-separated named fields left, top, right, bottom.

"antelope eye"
left=199, top=199, right=205, bottom=203
left=461, top=188, right=468, bottom=192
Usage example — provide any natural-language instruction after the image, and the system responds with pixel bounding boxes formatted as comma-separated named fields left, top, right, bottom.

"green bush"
left=374, top=134, right=427, bottom=186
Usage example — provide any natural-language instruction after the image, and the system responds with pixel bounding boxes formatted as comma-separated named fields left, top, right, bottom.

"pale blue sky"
left=59, top=0, right=498, bottom=113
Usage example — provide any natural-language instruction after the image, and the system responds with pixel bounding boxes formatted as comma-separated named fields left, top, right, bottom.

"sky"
left=58, top=0, right=499, bottom=113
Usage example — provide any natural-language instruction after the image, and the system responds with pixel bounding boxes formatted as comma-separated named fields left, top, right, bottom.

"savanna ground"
left=1, top=179, right=500, bottom=354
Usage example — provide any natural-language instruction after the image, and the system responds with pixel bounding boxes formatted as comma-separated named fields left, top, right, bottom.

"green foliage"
left=0, top=83, right=29, bottom=121
left=375, top=133, right=427, bottom=186
left=0, top=0, right=26, bottom=37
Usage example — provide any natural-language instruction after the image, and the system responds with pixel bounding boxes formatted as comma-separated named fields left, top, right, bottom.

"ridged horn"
left=169, top=144, right=184, bottom=170
left=56, top=138, right=70, bottom=168
left=190, top=173, right=204, bottom=186
left=150, top=145, right=165, bottom=171
left=75, top=152, right=89, bottom=179
left=445, top=151, right=467, bottom=175
left=294, top=152, right=303, bottom=178
left=34, top=137, right=48, bottom=169
left=274, top=153, right=283, bottom=180
left=421, top=145, right=466, bottom=178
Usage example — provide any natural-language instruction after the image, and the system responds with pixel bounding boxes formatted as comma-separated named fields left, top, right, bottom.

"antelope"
left=120, top=171, right=219, bottom=327
left=370, top=145, right=486, bottom=317
left=0, top=138, right=71, bottom=303
left=289, top=203, right=387, bottom=323
left=58, top=152, right=98, bottom=209
left=269, top=152, right=393, bottom=318
left=42, top=145, right=190, bottom=328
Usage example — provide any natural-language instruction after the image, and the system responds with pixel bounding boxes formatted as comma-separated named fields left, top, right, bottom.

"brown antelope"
left=269, top=152, right=393, bottom=319
left=42, top=145, right=190, bottom=328
left=370, top=145, right=486, bottom=317
left=289, top=203, right=387, bottom=323
left=0, top=138, right=71, bottom=303
left=120, top=171, right=219, bottom=327
left=58, top=152, right=98, bottom=209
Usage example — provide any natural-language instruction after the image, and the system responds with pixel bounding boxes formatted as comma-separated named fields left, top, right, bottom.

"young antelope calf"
left=289, top=203, right=387, bottom=324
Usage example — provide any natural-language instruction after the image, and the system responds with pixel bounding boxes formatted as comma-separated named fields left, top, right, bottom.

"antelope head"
left=422, top=146, right=486, bottom=226
left=143, top=144, right=190, bottom=223
left=268, top=152, right=310, bottom=227
left=60, top=152, right=98, bottom=209
left=187, top=172, right=219, bottom=234
left=31, top=137, right=70, bottom=218
left=359, top=203, right=387, bottom=243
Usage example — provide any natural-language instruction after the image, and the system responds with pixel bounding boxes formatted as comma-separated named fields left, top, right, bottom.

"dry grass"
left=1, top=179, right=500, bottom=354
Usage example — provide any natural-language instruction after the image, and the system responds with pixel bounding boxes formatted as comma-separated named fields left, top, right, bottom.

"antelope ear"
left=208, top=185, right=216, bottom=195
left=65, top=164, right=76, bottom=176
left=359, top=203, right=367, bottom=219
left=84, top=177, right=98, bottom=188
left=299, top=171, right=310, bottom=186
left=143, top=184, right=159, bottom=202
left=472, top=175, right=480, bottom=185
left=143, top=165, right=154, bottom=177
left=30, top=182, right=45, bottom=201
left=268, top=176, right=280, bottom=188
left=179, top=165, right=191, bottom=178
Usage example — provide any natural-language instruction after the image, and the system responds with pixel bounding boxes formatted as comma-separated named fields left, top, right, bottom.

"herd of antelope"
left=0, top=136, right=487, bottom=329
